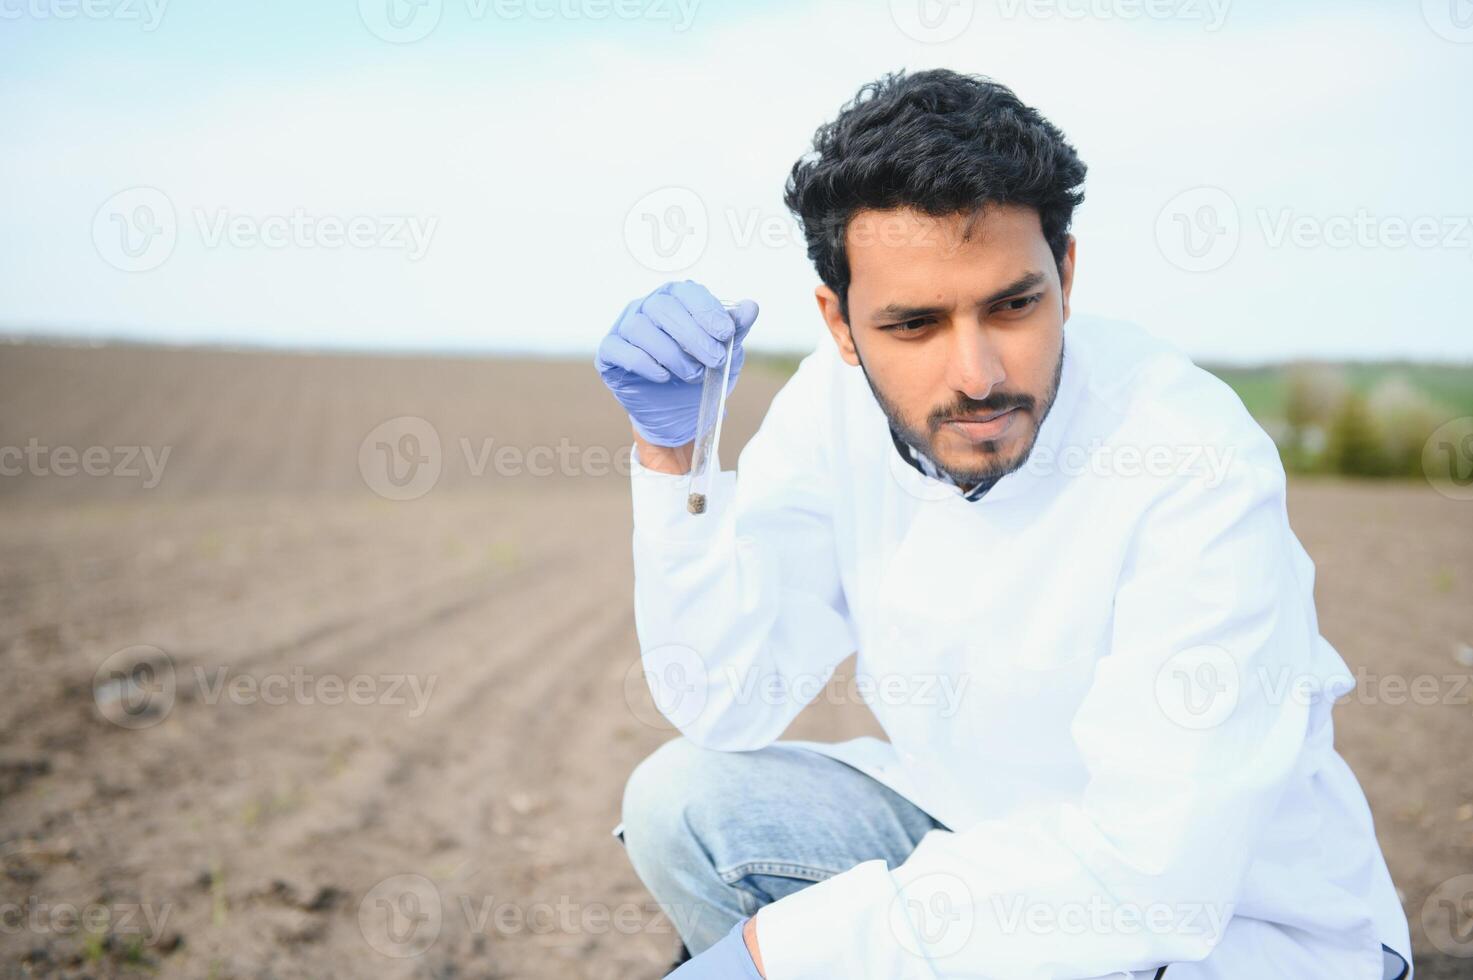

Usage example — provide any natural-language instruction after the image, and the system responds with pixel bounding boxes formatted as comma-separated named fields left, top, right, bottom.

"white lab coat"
left=627, top=315, right=1411, bottom=979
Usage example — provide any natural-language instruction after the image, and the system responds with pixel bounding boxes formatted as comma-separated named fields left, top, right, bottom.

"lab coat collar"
left=887, top=424, right=997, bottom=502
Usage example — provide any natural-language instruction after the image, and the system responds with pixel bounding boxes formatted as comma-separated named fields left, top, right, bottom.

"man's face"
left=817, top=204, right=1075, bottom=488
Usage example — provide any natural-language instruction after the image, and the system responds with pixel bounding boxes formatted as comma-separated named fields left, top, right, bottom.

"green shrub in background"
left=1282, top=364, right=1350, bottom=472
left=1325, top=391, right=1389, bottom=476
left=1366, top=375, right=1450, bottom=477
left=1267, top=367, right=1460, bottom=477
left=1207, top=362, right=1468, bottom=479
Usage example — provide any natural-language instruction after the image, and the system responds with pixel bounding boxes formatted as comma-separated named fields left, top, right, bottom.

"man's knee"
left=621, top=738, right=750, bottom=857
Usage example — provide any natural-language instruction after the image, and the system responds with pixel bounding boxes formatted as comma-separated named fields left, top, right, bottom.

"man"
left=594, top=69, right=1411, bottom=979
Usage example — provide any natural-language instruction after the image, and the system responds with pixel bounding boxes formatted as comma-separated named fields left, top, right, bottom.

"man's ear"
left=1058, top=235, right=1077, bottom=323
left=816, top=285, right=860, bottom=367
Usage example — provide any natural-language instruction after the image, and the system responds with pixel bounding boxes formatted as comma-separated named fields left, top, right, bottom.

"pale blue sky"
left=2, top=0, right=1470, bottom=362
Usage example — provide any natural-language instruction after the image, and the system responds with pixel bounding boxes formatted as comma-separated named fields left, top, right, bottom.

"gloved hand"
left=667, top=919, right=764, bottom=979
left=595, top=280, right=759, bottom=447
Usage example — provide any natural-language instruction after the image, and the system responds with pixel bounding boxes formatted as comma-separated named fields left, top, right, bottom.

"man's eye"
left=995, top=294, right=1043, bottom=315
left=885, top=317, right=933, bottom=333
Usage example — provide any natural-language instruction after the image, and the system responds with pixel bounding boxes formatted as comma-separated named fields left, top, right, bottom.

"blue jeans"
left=618, top=737, right=947, bottom=956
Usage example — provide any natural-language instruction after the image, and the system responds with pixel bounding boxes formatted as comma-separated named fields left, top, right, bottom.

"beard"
left=855, top=337, right=1065, bottom=489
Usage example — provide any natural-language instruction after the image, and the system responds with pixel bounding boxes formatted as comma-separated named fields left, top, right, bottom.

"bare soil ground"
left=1, top=341, right=1469, bottom=979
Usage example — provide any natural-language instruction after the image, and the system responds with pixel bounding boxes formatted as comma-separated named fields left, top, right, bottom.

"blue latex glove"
left=595, top=279, right=759, bottom=447
left=667, top=918, right=764, bottom=979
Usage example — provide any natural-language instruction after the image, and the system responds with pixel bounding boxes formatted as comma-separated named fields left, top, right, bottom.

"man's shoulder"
left=1070, top=315, right=1273, bottom=452
left=1068, top=314, right=1205, bottom=413
left=767, top=338, right=866, bottom=428
left=745, top=339, right=862, bottom=471
left=1065, top=315, right=1285, bottom=502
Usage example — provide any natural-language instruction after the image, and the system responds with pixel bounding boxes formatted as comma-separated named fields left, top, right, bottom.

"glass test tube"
left=687, top=301, right=741, bottom=515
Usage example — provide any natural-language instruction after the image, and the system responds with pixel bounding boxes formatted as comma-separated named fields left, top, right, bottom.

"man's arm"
left=666, top=918, right=767, bottom=979
left=743, top=917, right=764, bottom=975
left=597, top=280, right=855, bottom=749
left=629, top=344, right=858, bottom=750
left=631, top=432, right=693, bottom=475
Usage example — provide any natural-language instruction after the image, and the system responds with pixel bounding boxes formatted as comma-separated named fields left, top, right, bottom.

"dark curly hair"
left=783, top=69, right=1087, bottom=324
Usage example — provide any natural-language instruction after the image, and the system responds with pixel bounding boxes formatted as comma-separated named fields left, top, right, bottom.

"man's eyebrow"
left=980, top=270, right=1048, bottom=306
left=869, top=271, right=1049, bottom=324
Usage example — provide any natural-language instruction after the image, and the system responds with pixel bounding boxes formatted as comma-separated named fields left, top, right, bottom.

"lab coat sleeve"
left=629, top=352, right=858, bottom=751
left=757, top=448, right=1321, bottom=979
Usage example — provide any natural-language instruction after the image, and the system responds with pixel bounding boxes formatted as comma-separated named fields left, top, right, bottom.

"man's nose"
left=946, top=325, right=1006, bottom=401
